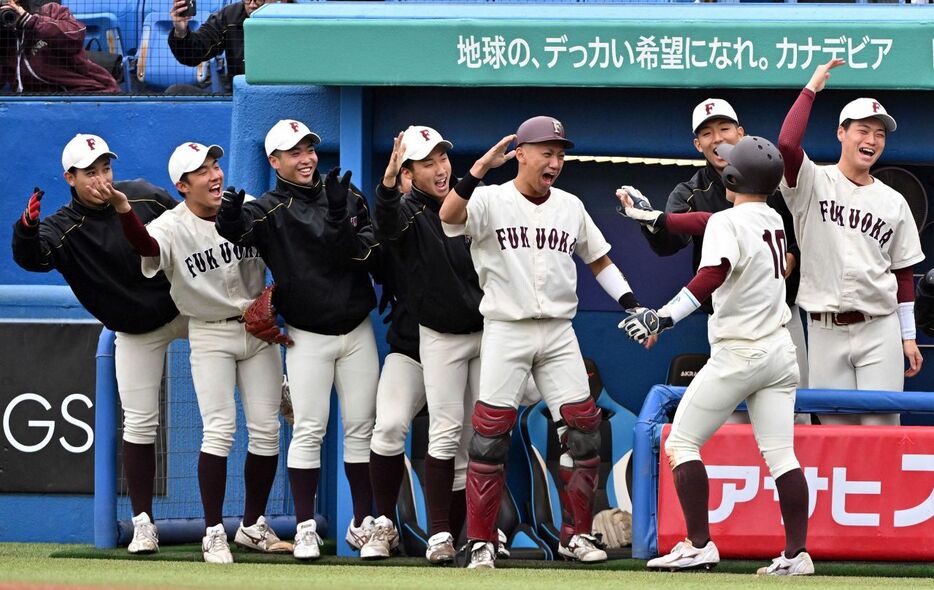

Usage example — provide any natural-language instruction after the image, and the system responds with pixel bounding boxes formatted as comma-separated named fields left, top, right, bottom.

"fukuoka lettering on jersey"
left=780, top=153, right=924, bottom=316
left=141, top=200, right=266, bottom=321
left=444, top=181, right=611, bottom=321
left=699, top=203, right=791, bottom=344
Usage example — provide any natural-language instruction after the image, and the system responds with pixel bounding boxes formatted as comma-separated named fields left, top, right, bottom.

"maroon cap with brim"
left=515, top=116, right=574, bottom=149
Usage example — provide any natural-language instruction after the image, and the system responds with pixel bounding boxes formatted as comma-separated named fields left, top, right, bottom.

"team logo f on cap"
left=401, top=125, right=454, bottom=163
left=61, top=133, right=118, bottom=172
left=168, top=142, right=225, bottom=184
left=515, top=115, right=574, bottom=148
left=264, top=119, right=322, bottom=157
left=691, top=98, right=739, bottom=134
left=838, top=98, right=897, bottom=132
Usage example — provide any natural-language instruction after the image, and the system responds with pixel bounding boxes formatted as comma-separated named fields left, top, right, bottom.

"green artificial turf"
left=1, top=543, right=932, bottom=590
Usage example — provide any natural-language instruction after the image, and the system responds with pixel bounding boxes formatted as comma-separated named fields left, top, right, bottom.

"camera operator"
left=0, top=0, right=119, bottom=93
left=167, top=0, right=291, bottom=94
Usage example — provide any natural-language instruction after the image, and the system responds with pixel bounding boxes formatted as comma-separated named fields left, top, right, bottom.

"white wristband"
left=898, top=302, right=916, bottom=340
left=595, top=264, right=632, bottom=302
left=660, top=287, right=701, bottom=324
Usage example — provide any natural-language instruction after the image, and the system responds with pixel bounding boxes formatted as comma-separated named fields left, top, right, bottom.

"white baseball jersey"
left=780, top=153, right=924, bottom=316
left=699, top=202, right=792, bottom=344
left=443, top=181, right=610, bottom=321
left=141, top=201, right=266, bottom=320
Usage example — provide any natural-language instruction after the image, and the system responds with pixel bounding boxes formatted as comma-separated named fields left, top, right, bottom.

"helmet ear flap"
left=722, top=164, right=743, bottom=192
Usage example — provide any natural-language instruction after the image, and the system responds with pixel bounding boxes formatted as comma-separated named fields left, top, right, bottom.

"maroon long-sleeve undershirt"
left=118, top=210, right=161, bottom=257
left=895, top=267, right=915, bottom=303
left=666, top=211, right=712, bottom=236
left=777, top=88, right=816, bottom=187
left=685, top=259, right=731, bottom=304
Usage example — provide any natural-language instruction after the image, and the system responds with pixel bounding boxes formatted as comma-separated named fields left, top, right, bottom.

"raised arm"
left=778, top=58, right=845, bottom=187
left=11, top=187, right=56, bottom=273
left=439, top=134, right=516, bottom=226
left=374, top=132, right=409, bottom=241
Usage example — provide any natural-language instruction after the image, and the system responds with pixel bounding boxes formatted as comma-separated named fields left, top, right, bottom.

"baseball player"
left=11, top=134, right=187, bottom=555
left=215, top=120, right=380, bottom=560
left=439, top=116, right=647, bottom=569
left=372, top=125, right=484, bottom=564
left=778, top=59, right=924, bottom=425
left=621, top=98, right=809, bottom=423
left=621, top=136, right=813, bottom=576
left=104, top=142, right=289, bottom=564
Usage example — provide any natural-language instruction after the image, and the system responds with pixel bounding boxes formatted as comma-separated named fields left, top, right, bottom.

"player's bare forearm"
left=904, top=340, right=923, bottom=377
left=439, top=188, right=468, bottom=225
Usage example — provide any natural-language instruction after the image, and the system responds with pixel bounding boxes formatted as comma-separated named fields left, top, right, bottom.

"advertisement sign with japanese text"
left=657, top=424, right=934, bottom=560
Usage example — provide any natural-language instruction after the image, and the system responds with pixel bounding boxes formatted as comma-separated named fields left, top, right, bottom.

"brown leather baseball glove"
left=243, top=284, right=294, bottom=346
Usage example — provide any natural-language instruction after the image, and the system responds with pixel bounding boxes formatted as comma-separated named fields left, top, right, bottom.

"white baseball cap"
left=839, top=98, right=896, bottom=132
left=264, top=119, right=321, bottom=156
left=168, top=142, right=224, bottom=184
left=691, top=98, right=739, bottom=134
left=61, top=133, right=118, bottom=172
left=401, top=125, right=453, bottom=163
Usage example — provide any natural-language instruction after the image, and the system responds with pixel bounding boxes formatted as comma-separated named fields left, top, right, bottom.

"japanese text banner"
left=657, top=424, right=934, bottom=560
left=245, top=20, right=934, bottom=89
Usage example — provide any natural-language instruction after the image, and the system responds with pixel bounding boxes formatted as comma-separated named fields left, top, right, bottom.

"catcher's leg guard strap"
left=559, top=397, right=601, bottom=460
left=468, top=402, right=517, bottom=464
left=559, top=455, right=600, bottom=544
left=466, top=460, right=505, bottom=543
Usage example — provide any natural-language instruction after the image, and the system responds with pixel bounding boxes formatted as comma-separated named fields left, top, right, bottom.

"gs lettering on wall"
left=0, top=322, right=100, bottom=493
left=657, top=424, right=934, bottom=560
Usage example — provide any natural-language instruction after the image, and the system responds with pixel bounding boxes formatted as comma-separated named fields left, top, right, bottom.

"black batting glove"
left=21, top=187, right=44, bottom=228
left=219, top=186, right=245, bottom=221
left=324, top=167, right=351, bottom=220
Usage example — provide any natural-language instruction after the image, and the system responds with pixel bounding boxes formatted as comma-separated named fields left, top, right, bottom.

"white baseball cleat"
left=558, top=533, right=607, bottom=563
left=345, top=515, right=374, bottom=551
left=293, top=518, right=323, bottom=560
left=757, top=551, right=815, bottom=576
left=360, top=515, right=398, bottom=560
left=234, top=515, right=293, bottom=553
left=464, top=540, right=496, bottom=569
left=425, top=531, right=456, bottom=564
left=202, top=523, right=233, bottom=564
left=647, top=539, right=719, bottom=571
left=496, top=529, right=511, bottom=559
left=128, top=512, right=159, bottom=554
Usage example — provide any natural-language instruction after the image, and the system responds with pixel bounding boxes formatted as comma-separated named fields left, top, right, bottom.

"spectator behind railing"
left=167, top=0, right=292, bottom=94
left=0, top=0, right=118, bottom=93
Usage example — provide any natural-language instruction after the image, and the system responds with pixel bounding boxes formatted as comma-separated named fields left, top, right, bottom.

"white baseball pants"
left=188, top=318, right=284, bottom=457
left=285, top=317, right=379, bottom=469
left=115, top=314, right=189, bottom=445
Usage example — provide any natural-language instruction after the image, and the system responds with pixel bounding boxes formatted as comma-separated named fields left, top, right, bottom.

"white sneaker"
left=202, top=523, right=233, bottom=564
left=360, top=515, right=398, bottom=560
left=425, top=531, right=456, bottom=564
left=127, top=512, right=159, bottom=554
left=757, top=551, right=815, bottom=576
left=496, top=529, right=510, bottom=559
left=293, top=519, right=323, bottom=560
left=558, top=533, right=607, bottom=563
left=647, top=539, right=719, bottom=571
left=234, top=515, right=293, bottom=553
left=465, top=540, right=496, bottom=569
left=345, top=515, right=374, bottom=551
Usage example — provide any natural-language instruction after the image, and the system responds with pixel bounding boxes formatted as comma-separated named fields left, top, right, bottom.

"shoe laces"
left=206, top=531, right=228, bottom=553
left=134, top=523, right=157, bottom=541
left=471, top=542, right=494, bottom=563
left=370, top=522, right=393, bottom=543
left=298, top=526, right=320, bottom=546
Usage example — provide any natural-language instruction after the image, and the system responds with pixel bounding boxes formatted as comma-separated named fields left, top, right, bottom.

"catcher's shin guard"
left=465, top=402, right=517, bottom=543
left=558, top=398, right=602, bottom=544
left=558, top=456, right=600, bottom=544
